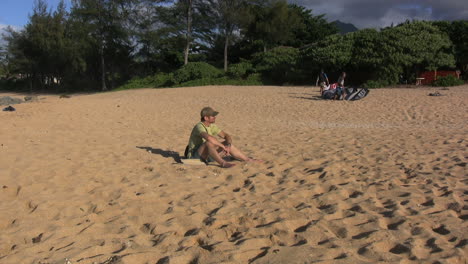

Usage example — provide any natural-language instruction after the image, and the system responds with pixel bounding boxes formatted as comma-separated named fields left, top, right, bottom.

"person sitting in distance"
left=185, top=107, right=262, bottom=168
left=316, top=69, right=330, bottom=95
left=335, top=72, right=347, bottom=100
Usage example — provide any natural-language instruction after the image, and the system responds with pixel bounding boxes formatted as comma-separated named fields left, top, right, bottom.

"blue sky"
left=1, top=0, right=467, bottom=30
left=0, top=0, right=71, bottom=29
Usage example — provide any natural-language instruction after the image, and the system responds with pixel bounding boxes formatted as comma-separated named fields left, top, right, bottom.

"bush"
left=116, top=76, right=156, bottom=90
left=362, top=79, right=390, bottom=88
left=172, top=62, right=223, bottom=84
left=177, top=78, right=223, bottom=87
left=153, top=72, right=174, bottom=87
left=227, top=61, right=254, bottom=79
left=253, top=47, right=300, bottom=85
left=115, top=72, right=174, bottom=90
left=0, top=78, right=29, bottom=91
left=244, top=73, right=263, bottom=85
left=176, top=74, right=263, bottom=87
left=432, top=75, right=464, bottom=86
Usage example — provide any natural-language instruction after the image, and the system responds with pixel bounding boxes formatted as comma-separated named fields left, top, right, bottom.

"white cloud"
left=0, top=24, right=21, bottom=35
left=0, top=24, right=22, bottom=47
left=289, top=0, right=468, bottom=29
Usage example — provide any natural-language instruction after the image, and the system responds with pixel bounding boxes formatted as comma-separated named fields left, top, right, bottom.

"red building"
left=418, top=70, right=460, bottom=85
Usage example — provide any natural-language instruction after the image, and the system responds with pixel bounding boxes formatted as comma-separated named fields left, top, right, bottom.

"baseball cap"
left=200, top=107, right=219, bottom=118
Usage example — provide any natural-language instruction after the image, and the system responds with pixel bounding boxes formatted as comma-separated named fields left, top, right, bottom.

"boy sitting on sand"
left=185, top=107, right=262, bottom=168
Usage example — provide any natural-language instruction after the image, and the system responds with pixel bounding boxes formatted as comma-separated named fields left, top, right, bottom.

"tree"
left=182, top=0, right=193, bottom=65
left=2, top=0, right=71, bottom=91
left=285, top=4, right=338, bottom=48
left=380, top=21, right=455, bottom=83
left=130, top=1, right=183, bottom=74
left=69, top=0, right=134, bottom=90
left=349, top=29, right=382, bottom=69
left=202, top=0, right=247, bottom=71
left=243, top=0, right=300, bottom=52
left=433, top=20, right=468, bottom=76
left=301, top=33, right=353, bottom=74
left=347, top=28, right=384, bottom=81
left=0, top=45, right=6, bottom=77
left=253, top=46, right=299, bottom=84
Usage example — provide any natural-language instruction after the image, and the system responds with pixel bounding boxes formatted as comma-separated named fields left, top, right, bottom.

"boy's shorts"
left=190, top=146, right=213, bottom=162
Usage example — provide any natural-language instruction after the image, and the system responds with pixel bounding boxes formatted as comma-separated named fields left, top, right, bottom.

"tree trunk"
left=100, top=39, right=107, bottom=91
left=224, top=34, right=229, bottom=72
left=29, top=73, right=33, bottom=92
left=184, top=0, right=193, bottom=65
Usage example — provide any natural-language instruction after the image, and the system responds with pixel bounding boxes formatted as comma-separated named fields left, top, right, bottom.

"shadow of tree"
left=136, top=146, right=182, bottom=163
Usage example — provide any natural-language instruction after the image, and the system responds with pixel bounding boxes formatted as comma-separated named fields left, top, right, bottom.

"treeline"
left=0, top=0, right=466, bottom=92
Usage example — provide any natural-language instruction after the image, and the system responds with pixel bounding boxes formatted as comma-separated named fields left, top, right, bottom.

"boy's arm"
left=217, top=131, right=232, bottom=145
left=200, top=132, right=226, bottom=150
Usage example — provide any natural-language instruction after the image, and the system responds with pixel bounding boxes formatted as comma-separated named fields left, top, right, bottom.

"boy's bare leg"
left=228, top=144, right=263, bottom=163
left=198, top=142, right=235, bottom=168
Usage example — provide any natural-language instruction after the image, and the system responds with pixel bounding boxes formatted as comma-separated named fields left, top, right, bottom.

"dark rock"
left=3, top=106, right=16, bottom=111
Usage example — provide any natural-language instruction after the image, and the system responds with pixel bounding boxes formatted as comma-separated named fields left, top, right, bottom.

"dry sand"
left=0, top=85, right=467, bottom=264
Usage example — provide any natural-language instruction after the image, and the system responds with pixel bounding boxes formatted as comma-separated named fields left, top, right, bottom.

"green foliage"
left=242, top=1, right=335, bottom=50
left=116, top=72, right=174, bottom=90
left=154, top=72, right=174, bottom=87
left=172, top=62, right=222, bottom=84
left=116, top=76, right=157, bottom=90
left=349, top=29, right=383, bottom=69
left=378, top=21, right=455, bottom=83
left=433, top=21, right=468, bottom=76
left=362, top=79, right=390, bottom=89
left=432, top=75, right=464, bottom=86
left=245, top=73, right=262, bottom=84
left=176, top=73, right=262, bottom=87
left=2, top=0, right=466, bottom=92
left=0, top=78, right=29, bottom=91
left=253, top=46, right=300, bottom=84
left=115, top=71, right=263, bottom=90
left=226, top=61, right=254, bottom=78
left=301, top=33, right=353, bottom=73
left=4, top=0, right=73, bottom=90
left=286, top=4, right=338, bottom=47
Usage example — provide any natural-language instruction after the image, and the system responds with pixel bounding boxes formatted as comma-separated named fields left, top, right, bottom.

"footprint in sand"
left=334, top=253, right=347, bottom=259
left=389, top=243, right=411, bottom=255
left=294, top=220, right=317, bottom=233
left=317, top=204, right=337, bottom=214
left=291, top=238, right=307, bottom=247
left=197, top=238, right=218, bottom=252
left=32, top=233, right=43, bottom=244
left=455, top=239, right=467, bottom=248
left=228, top=231, right=243, bottom=243
left=432, top=225, right=450, bottom=235
left=28, top=201, right=39, bottom=213
left=387, top=219, right=406, bottom=230
left=294, top=202, right=311, bottom=211
left=425, top=238, right=443, bottom=253
left=348, top=191, right=363, bottom=198
left=248, top=247, right=269, bottom=263
left=140, top=223, right=156, bottom=235
left=184, top=228, right=200, bottom=236
left=351, top=230, right=377, bottom=240
left=151, top=232, right=170, bottom=246
left=156, top=256, right=170, bottom=264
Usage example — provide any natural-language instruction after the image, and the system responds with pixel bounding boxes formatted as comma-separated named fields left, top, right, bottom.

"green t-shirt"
left=187, top=122, right=221, bottom=158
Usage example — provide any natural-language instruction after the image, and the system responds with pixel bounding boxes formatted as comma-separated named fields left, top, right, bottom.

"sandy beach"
left=1, top=85, right=467, bottom=264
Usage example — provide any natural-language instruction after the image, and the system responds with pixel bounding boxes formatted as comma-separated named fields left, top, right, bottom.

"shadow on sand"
left=136, top=146, right=182, bottom=163
left=289, top=94, right=323, bottom=101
